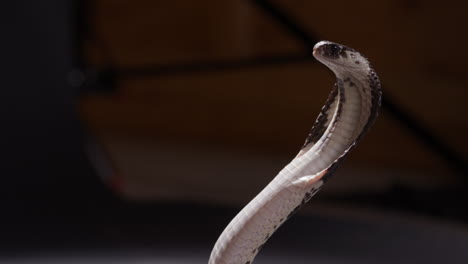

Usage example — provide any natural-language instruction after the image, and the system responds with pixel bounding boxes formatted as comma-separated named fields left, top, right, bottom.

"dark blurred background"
left=1, top=0, right=467, bottom=263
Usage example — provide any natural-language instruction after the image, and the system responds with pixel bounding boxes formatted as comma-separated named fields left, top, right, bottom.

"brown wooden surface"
left=80, top=0, right=467, bottom=200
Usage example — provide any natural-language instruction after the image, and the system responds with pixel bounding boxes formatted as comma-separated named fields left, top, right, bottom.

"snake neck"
left=297, top=69, right=379, bottom=175
left=209, top=72, right=379, bottom=264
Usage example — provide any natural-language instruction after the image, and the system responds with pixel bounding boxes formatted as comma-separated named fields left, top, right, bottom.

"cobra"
left=208, top=41, right=382, bottom=264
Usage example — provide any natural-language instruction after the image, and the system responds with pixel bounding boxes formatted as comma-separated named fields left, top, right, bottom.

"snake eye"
left=322, top=44, right=341, bottom=59
left=329, top=44, right=340, bottom=54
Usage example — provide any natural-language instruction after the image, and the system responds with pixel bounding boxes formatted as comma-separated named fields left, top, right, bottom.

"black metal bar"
left=114, top=53, right=313, bottom=79
left=253, top=0, right=319, bottom=52
left=382, top=96, right=468, bottom=176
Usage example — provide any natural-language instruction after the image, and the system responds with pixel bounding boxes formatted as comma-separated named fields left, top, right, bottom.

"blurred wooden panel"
left=82, top=65, right=333, bottom=154
left=81, top=64, right=454, bottom=171
left=80, top=0, right=467, bottom=199
left=88, top=0, right=302, bottom=66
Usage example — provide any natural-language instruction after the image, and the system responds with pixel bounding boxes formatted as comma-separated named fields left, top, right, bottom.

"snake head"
left=313, top=41, right=369, bottom=76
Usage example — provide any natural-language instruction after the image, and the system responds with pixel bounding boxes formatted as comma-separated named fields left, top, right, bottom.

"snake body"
left=208, top=41, right=382, bottom=264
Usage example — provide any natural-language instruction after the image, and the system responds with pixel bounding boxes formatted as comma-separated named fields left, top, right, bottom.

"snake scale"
left=209, top=41, right=382, bottom=264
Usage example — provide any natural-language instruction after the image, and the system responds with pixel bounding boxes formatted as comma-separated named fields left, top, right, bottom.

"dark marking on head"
left=322, top=43, right=341, bottom=59
left=316, top=42, right=357, bottom=60
left=246, top=261, right=251, bottom=264
left=355, top=60, right=360, bottom=64
left=349, top=81, right=355, bottom=87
